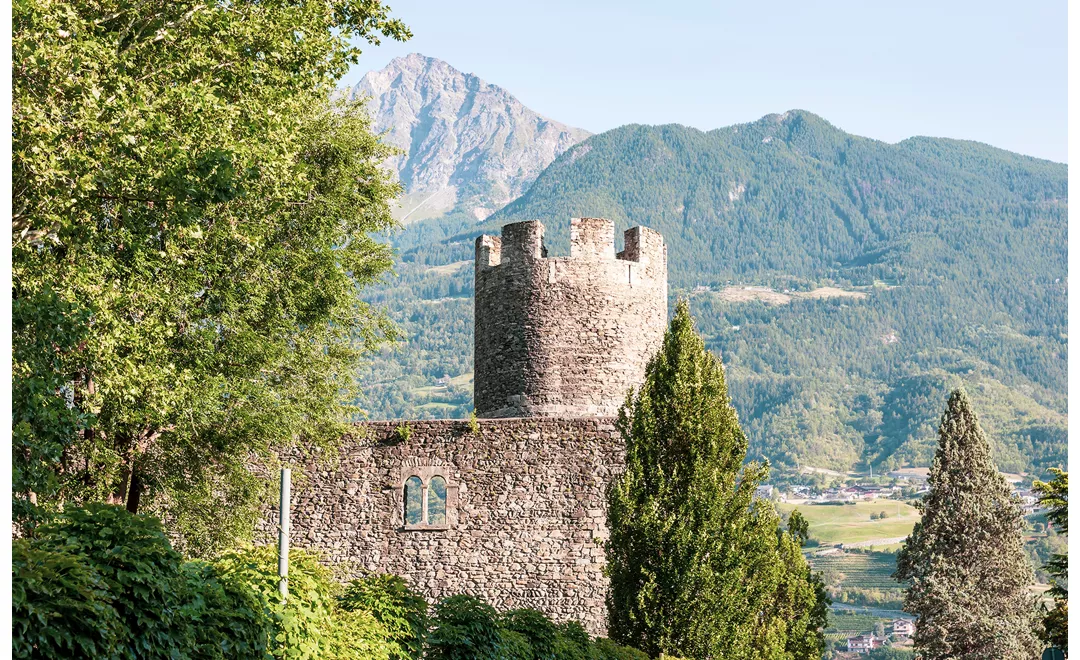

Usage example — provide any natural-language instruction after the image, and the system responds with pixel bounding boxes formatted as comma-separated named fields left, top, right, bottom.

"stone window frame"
left=398, top=466, right=457, bottom=531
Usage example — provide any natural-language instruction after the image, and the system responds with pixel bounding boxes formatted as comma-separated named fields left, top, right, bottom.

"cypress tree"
left=605, top=300, right=823, bottom=659
left=894, top=389, right=1039, bottom=660
left=1032, top=468, right=1067, bottom=652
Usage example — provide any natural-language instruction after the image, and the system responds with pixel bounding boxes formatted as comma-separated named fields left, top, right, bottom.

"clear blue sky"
left=343, top=0, right=1067, bottom=163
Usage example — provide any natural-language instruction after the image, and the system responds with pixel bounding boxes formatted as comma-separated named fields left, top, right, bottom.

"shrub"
left=499, top=628, right=536, bottom=660
left=340, top=573, right=429, bottom=659
left=327, top=607, right=400, bottom=660
left=181, top=560, right=272, bottom=659
left=214, top=545, right=342, bottom=660
left=31, top=503, right=194, bottom=658
left=591, top=637, right=651, bottom=660
left=427, top=594, right=503, bottom=660
left=12, top=539, right=124, bottom=659
left=503, top=608, right=558, bottom=660
left=554, top=621, right=591, bottom=660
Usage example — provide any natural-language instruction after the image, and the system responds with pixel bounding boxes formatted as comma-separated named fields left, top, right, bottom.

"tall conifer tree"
left=894, top=389, right=1039, bottom=660
left=606, top=300, right=824, bottom=659
left=1032, top=468, right=1067, bottom=652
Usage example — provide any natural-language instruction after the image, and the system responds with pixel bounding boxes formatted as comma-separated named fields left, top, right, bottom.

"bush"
left=340, top=573, right=429, bottom=659
left=591, top=637, right=651, bottom=660
left=554, top=621, right=591, bottom=660
left=12, top=540, right=124, bottom=659
left=31, top=503, right=194, bottom=658
left=181, top=560, right=272, bottom=659
left=427, top=594, right=503, bottom=660
left=503, top=608, right=558, bottom=660
left=214, top=545, right=400, bottom=660
left=499, top=628, right=536, bottom=660
left=327, top=607, right=401, bottom=660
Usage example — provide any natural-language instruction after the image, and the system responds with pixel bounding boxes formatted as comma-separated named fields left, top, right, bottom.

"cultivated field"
left=778, top=500, right=919, bottom=546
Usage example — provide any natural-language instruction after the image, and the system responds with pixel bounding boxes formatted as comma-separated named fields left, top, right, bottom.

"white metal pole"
left=278, top=467, right=291, bottom=601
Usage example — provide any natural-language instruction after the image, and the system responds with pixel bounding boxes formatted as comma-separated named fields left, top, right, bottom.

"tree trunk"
left=126, top=466, right=143, bottom=514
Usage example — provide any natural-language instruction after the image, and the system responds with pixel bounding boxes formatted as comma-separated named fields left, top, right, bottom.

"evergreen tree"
left=1032, top=468, right=1067, bottom=652
left=605, top=300, right=824, bottom=659
left=894, top=389, right=1039, bottom=659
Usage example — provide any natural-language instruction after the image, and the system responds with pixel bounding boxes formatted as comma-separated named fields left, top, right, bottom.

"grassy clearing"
left=778, top=500, right=919, bottom=545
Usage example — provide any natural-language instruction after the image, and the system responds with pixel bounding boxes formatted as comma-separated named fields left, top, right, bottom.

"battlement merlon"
left=617, top=226, right=666, bottom=268
left=476, top=234, right=501, bottom=269
left=570, top=217, right=615, bottom=259
left=476, top=218, right=665, bottom=270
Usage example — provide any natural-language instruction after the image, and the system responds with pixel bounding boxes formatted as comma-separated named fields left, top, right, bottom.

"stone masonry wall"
left=259, top=418, right=624, bottom=635
left=473, top=218, right=667, bottom=418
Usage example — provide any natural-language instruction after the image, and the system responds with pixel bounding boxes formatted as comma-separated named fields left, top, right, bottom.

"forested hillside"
left=359, top=110, right=1067, bottom=476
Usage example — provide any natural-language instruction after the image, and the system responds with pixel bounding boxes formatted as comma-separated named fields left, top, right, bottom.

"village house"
left=847, top=633, right=886, bottom=654
left=891, top=618, right=915, bottom=638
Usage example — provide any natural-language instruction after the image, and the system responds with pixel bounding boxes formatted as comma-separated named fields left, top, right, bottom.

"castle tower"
left=474, top=217, right=667, bottom=418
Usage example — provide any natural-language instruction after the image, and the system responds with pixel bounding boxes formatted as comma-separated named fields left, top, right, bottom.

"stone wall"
left=473, top=217, right=667, bottom=419
left=260, top=417, right=624, bottom=635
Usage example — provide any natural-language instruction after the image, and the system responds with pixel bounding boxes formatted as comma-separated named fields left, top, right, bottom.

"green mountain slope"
left=360, top=110, right=1067, bottom=475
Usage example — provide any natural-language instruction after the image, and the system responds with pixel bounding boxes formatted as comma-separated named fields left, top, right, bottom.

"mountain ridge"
left=349, top=53, right=590, bottom=223
left=359, top=104, right=1066, bottom=477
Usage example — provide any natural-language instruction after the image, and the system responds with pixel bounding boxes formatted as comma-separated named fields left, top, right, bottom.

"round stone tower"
left=474, top=217, right=668, bottom=418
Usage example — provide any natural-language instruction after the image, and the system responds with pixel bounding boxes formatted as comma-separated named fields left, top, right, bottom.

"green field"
left=809, top=552, right=902, bottom=591
left=825, top=612, right=880, bottom=634
left=778, top=500, right=920, bottom=545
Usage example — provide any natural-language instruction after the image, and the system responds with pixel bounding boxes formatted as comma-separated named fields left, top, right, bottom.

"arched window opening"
left=427, top=476, right=447, bottom=525
left=404, top=476, right=424, bottom=526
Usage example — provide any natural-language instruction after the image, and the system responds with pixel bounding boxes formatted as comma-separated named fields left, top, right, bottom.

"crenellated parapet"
left=474, top=217, right=667, bottom=418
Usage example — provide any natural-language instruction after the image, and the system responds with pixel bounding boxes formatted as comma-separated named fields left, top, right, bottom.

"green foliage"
left=213, top=545, right=399, bottom=660
left=554, top=621, right=592, bottom=660
left=359, top=111, right=1067, bottom=478
left=396, top=423, right=413, bottom=443
left=1032, top=468, right=1067, bottom=651
left=15, top=508, right=641, bottom=660
left=865, top=649, right=916, bottom=660
left=12, top=539, right=124, bottom=659
left=12, top=0, right=409, bottom=551
left=499, top=629, right=536, bottom=660
left=787, top=509, right=810, bottom=545
left=590, top=638, right=651, bottom=660
left=606, top=300, right=826, bottom=659
left=339, top=573, right=429, bottom=659
left=32, top=503, right=194, bottom=658
left=502, top=608, right=559, bottom=659
left=426, top=594, right=503, bottom=660
left=15, top=502, right=278, bottom=659
left=181, top=560, right=273, bottom=659
left=894, top=389, right=1040, bottom=660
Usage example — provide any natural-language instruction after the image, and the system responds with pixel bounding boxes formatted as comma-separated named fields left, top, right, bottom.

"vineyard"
left=809, top=551, right=903, bottom=591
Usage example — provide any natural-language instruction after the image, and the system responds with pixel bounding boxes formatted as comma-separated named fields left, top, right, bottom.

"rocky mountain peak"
left=349, top=53, right=590, bottom=223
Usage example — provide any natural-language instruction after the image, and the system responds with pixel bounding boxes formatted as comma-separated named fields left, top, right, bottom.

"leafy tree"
left=1032, top=468, right=1067, bottom=651
left=12, top=0, right=410, bottom=553
left=787, top=509, right=810, bottom=544
left=606, top=299, right=826, bottom=659
left=894, top=389, right=1040, bottom=660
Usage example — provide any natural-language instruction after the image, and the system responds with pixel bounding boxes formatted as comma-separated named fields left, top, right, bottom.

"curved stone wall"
left=474, top=217, right=667, bottom=418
